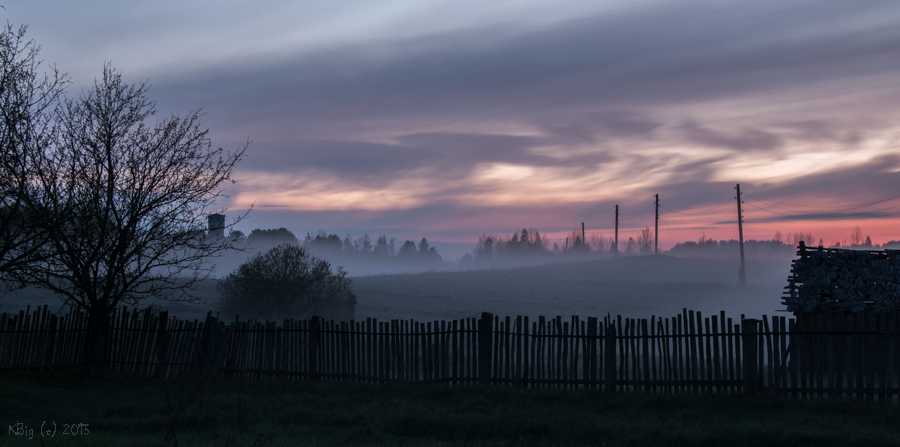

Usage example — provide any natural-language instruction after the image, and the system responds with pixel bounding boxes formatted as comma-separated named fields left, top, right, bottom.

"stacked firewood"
left=783, top=242, right=900, bottom=313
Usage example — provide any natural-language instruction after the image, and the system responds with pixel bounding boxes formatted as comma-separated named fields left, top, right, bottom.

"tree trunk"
left=85, top=304, right=112, bottom=370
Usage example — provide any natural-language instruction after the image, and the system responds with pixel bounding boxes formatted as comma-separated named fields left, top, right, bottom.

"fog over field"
left=1, top=254, right=794, bottom=323
left=352, top=255, right=793, bottom=321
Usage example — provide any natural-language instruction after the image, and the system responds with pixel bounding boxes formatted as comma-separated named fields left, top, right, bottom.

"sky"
left=5, top=0, right=900, bottom=258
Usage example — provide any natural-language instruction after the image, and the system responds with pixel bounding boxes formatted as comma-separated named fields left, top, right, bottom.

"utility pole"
left=614, top=205, right=619, bottom=255
left=736, top=184, right=746, bottom=286
left=654, top=194, right=659, bottom=255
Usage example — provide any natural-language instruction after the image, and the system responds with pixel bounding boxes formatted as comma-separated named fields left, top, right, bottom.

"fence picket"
left=888, top=315, right=897, bottom=400
left=2, top=307, right=900, bottom=398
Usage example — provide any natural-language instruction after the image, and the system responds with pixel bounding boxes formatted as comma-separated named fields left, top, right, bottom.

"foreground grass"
left=2, top=367, right=900, bottom=446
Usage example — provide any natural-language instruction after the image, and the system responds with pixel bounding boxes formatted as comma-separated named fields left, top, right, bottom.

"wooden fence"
left=2, top=305, right=900, bottom=399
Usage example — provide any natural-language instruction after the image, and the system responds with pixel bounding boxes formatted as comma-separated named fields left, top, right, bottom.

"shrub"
left=218, top=244, right=354, bottom=320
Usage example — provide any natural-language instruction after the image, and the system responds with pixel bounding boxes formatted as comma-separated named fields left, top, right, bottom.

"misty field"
left=4, top=367, right=900, bottom=447
left=0, top=255, right=793, bottom=322
left=351, top=255, right=792, bottom=321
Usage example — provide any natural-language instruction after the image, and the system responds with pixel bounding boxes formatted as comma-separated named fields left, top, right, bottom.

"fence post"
left=742, top=319, right=759, bottom=394
left=478, top=312, right=493, bottom=386
left=44, top=313, right=58, bottom=367
left=192, top=313, right=233, bottom=380
left=309, top=317, right=320, bottom=380
left=604, top=323, right=617, bottom=393
left=587, top=317, right=598, bottom=386
left=155, top=311, right=169, bottom=380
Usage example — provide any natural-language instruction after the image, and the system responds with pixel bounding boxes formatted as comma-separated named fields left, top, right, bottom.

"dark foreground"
left=2, top=367, right=899, bottom=446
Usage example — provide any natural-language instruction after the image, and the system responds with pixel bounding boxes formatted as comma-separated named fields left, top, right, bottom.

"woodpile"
left=784, top=241, right=900, bottom=313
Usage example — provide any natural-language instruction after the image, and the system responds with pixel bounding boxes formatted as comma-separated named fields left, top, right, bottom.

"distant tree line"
left=227, top=227, right=444, bottom=268
left=459, top=225, right=900, bottom=265
left=468, top=228, right=549, bottom=263
left=828, top=226, right=900, bottom=250
left=300, top=230, right=442, bottom=264
left=668, top=235, right=794, bottom=257
left=460, top=226, right=658, bottom=265
left=668, top=227, right=900, bottom=257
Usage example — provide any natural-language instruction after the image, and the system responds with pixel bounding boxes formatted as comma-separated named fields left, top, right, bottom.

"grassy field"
left=0, top=255, right=793, bottom=323
left=2, top=367, right=900, bottom=446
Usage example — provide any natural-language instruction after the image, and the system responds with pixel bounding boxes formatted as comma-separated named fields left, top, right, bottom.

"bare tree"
left=0, top=23, right=66, bottom=287
left=26, top=64, right=248, bottom=368
left=637, top=226, right=653, bottom=254
left=850, top=226, right=863, bottom=247
left=790, top=230, right=815, bottom=247
left=590, top=233, right=612, bottom=252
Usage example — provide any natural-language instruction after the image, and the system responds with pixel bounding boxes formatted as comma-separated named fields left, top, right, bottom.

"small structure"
left=783, top=241, right=900, bottom=314
left=207, top=214, right=225, bottom=240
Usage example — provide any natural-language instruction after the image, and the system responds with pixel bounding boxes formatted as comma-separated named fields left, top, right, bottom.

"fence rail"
left=2, top=305, right=900, bottom=399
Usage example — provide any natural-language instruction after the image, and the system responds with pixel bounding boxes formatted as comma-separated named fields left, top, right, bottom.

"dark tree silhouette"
left=625, top=237, right=636, bottom=254
left=566, top=229, right=588, bottom=253
left=305, top=230, right=341, bottom=255
left=397, top=240, right=418, bottom=257
left=530, top=229, right=544, bottom=253
left=218, top=244, right=353, bottom=320
left=297, top=230, right=440, bottom=273
left=355, top=233, right=373, bottom=254
left=0, top=22, right=66, bottom=287
left=507, top=231, right=521, bottom=253
left=474, top=234, right=494, bottom=261
left=25, top=64, right=248, bottom=369
left=417, top=238, right=441, bottom=262
left=247, top=228, right=298, bottom=248
left=373, top=234, right=395, bottom=257
left=472, top=228, right=548, bottom=261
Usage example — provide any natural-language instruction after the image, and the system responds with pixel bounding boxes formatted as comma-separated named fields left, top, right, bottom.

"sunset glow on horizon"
left=8, top=0, right=900, bottom=258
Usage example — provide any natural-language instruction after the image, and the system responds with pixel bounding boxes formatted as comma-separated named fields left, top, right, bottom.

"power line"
left=744, top=198, right=900, bottom=216
left=660, top=198, right=734, bottom=216
left=591, top=212, right=615, bottom=228
left=743, top=192, right=900, bottom=212
left=624, top=201, right=656, bottom=215
left=742, top=201, right=796, bottom=217
left=660, top=215, right=676, bottom=245
left=662, top=197, right=733, bottom=213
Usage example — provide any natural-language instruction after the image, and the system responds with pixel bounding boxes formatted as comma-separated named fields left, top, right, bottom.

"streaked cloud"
left=5, top=0, right=900, bottom=253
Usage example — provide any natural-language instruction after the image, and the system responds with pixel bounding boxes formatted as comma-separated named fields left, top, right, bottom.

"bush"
left=218, top=244, right=354, bottom=320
